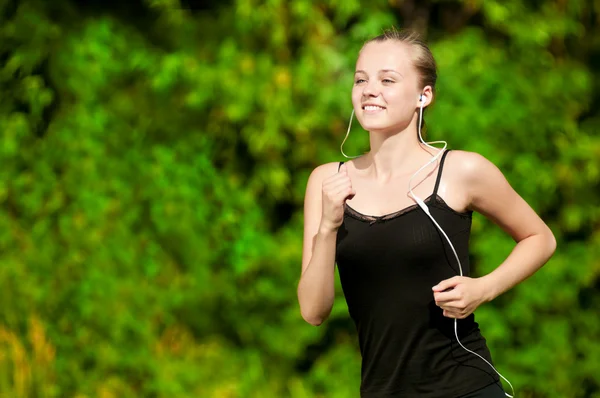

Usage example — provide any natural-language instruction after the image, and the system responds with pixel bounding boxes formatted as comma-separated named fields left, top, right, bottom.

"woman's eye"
left=382, top=79, right=394, bottom=83
left=355, top=79, right=366, bottom=84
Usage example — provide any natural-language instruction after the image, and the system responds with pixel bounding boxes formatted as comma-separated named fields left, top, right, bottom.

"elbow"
left=297, top=287, right=331, bottom=326
left=539, top=227, right=557, bottom=264
left=547, top=229, right=557, bottom=258
left=300, top=309, right=326, bottom=326
left=304, top=317, right=325, bottom=327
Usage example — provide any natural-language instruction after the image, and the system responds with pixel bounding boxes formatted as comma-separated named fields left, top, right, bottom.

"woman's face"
left=352, top=40, right=422, bottom=134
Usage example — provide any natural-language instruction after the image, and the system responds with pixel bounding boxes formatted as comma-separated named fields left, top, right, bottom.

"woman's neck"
left=360, top=119, right=433, bottom=182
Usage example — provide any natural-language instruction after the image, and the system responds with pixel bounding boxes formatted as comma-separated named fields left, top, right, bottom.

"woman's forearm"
left=297, top=226, right=338, bottom=326
left=481, top=230, right=557, bottom=302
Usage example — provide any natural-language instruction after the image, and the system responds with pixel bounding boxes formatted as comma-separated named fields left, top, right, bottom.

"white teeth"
left=364, top=105, right=384, bottom=111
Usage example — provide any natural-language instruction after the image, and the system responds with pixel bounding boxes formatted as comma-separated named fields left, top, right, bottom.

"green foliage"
left=0, top=0, right=599, bottom=397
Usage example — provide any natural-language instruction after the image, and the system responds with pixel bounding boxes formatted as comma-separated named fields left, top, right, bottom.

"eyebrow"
left=355, top=69, right=403, bottom=77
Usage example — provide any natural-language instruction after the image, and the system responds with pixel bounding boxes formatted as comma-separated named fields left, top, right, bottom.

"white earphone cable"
left=341, top=110, right=361, bottom=159
left=338, top=98, right=515, bottom=396
left=409, top=97, right=515, bottom=398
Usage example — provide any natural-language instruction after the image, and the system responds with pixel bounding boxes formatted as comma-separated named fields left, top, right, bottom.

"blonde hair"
left=364, top=29, right=437, bottom=94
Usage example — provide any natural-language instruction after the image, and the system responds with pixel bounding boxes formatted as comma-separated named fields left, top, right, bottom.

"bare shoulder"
left=443, top=149, right=512, bottom=212
left=444, top=149, right=521, bottom=217
left=311, top=161, right=343, bottom=176
left=445, top=150, right=503, bottom=185
left=446, top=150, right=554, bottom=246
left=306, top=161, right=343, bottom=187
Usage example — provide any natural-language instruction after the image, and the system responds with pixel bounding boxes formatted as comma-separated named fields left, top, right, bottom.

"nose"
left=362, top=80, right=379, bottom=98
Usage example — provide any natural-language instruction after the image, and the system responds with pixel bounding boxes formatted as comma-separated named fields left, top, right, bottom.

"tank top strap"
left=338, top=161, right=345, bottom=171
left=432, top=149, right=452, bottom=196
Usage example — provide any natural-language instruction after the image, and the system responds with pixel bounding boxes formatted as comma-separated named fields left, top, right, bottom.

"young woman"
left=297, top=29, right=556, bottom=398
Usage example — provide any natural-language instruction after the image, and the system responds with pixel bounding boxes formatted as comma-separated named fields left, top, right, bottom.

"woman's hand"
left=320, top=163, right=355, bottom=232
left=432, top=276, right=492, bottom=319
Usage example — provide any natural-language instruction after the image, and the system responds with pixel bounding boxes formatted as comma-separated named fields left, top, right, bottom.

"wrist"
left=478, top=274, right=499, bottom=303
left=318, top=222, right=338, bottom=236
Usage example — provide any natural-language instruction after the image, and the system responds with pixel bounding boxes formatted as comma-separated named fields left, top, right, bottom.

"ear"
left=418, top=85, right=434, bottom=108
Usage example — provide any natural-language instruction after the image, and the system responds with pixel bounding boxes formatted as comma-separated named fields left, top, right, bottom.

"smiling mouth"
left=363, top=105, right=386, bottom=111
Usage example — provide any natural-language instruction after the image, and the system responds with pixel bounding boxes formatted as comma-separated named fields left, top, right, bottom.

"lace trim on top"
left=344, top=194, right=472, bottom=225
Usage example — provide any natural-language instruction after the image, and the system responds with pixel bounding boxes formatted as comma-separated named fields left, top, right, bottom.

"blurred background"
left=1, top=0, right=599, bottom=397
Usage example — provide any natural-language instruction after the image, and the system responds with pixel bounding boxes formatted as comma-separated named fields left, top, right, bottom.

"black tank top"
left=336, top=150, right=500, bottom=397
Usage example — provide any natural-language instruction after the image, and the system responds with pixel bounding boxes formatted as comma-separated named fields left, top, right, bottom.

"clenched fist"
left=320, top=163, right=356, bottom=232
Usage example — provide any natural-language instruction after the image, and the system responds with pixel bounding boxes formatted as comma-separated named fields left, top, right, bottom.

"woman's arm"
left=298, top=162, right=354, bottom=326
left=433, top=151, right=556, bottom=318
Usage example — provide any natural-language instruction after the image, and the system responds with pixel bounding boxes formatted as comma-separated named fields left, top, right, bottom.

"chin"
left=359, top=115, right=410, bottom=134
left=359, top=120, right=395, bottom=132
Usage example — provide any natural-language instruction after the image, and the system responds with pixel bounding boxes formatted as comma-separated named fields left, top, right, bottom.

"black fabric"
left=458, top=382, right=505, bottom=398
left=336, top=150, right=500, bottom=397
